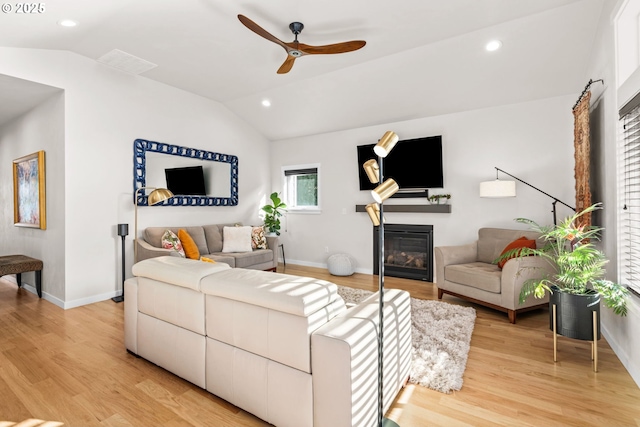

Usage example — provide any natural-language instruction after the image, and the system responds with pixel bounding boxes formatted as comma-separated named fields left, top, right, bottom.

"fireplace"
left=373, top=224, right=433, bottom=282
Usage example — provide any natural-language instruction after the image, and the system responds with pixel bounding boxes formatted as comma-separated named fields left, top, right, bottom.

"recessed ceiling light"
left=261, top=99, right=271, bottom=107
left=57, top=19, right=78, bottom=27
left=485, top=40, right=502, bottom=52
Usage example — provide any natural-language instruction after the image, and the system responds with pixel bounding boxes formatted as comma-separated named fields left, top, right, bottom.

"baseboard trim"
left=283, top=259, right=371, bottom=275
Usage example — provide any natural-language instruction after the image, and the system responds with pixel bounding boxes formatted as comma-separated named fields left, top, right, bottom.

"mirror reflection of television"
left=357, top=135, right=443, bottom=191
left=165, top=166, right=207, bottom=196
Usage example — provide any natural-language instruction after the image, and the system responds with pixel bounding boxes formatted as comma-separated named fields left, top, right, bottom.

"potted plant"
left=497, top=203, right=628, bottom=339
left=428, top=193, right=451, bottom=204
left=260, top=192, right=287, bottom=236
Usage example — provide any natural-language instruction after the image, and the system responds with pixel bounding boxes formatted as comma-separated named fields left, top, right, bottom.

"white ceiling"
left=0, top=0, right=604, bottom=140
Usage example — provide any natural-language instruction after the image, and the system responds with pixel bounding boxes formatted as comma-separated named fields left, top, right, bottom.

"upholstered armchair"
left=435, top=228, right=556, bottom=323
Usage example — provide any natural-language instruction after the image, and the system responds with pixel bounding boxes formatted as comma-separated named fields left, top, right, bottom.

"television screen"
left=165, top=166, right=206, bottom=196
left=357, top=136, right=443, bottom=190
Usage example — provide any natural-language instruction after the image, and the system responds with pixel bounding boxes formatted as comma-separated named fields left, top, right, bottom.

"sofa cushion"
left=146, top=226, right=209, bottom=255
left=251, top=226, right=268, bottom=249
left=179, top=229, right=201, bottom=260
left=445, top=262, right=502, bottom=293
left=161, top=229, right=185, bottom=257
left=214, top=249, right=273, bottom=269
left=222, top=226, right=253, bottom=253
left=477, top=228, right=541, bottom=263
left=202, top=223, right=241, bottom=254
left=200, top=268, right=339, bottom=317
left=497, top=237, right=536, bottom=268
left=132, top=256, right=231, bottom=291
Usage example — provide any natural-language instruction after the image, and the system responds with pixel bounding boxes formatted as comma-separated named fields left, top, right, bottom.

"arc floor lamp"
left=114, top=186, right=173, bottom=303
left=134, top=186, right=174, bottom=263
left=363, top=131, right=401, bottom=427
left=480, top=167, right=575, bottom=224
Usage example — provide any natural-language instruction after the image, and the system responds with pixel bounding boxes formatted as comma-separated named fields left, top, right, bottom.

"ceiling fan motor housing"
left=289, top=22, right=304, bottom=35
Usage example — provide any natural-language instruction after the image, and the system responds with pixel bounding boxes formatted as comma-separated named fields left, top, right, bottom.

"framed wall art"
left=13, top=150, right=46, bottom=229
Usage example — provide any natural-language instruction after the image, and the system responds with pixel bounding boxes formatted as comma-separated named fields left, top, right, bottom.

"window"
left=283, top=164, right=320, bottom=212
left=618, top=100, right=640, bottom=295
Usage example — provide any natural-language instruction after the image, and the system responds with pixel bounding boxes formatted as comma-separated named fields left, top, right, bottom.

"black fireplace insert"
left=373, top=224, right=433, bottom=282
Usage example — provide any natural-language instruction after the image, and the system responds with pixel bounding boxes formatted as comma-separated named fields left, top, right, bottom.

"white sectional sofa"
left=124, top=256, right=412, bottom=427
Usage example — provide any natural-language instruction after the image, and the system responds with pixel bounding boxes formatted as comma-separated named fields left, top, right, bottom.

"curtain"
left=573, top=91, right=591, bottom=229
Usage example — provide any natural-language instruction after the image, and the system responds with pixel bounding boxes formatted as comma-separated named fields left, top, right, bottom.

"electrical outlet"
left=325, top=246, right=329, bottom=253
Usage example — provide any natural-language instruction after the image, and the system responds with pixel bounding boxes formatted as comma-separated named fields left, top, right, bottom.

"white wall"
left=585, top=0, right=640, bottom=388
left=0, top=48, right=271, bottom=308
left=0, top=91, right=65, bottom=300
left=270, top=95, right=577, bottom=272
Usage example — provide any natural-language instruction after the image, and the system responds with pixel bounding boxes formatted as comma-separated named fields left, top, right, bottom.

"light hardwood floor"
left=1, top=264, right=639, bottom=426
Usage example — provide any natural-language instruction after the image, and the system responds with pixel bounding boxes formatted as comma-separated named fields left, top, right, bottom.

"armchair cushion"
left=497, top=237, right=536, bottom=268
left=445, top=262, right=501, bottom=293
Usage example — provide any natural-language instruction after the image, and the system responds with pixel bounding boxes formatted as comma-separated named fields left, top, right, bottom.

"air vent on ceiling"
left=96, top=49, right=157, bottom=75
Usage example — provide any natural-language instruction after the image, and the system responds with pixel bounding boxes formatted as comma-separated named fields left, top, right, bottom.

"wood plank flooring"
left=1, top=264, right=639, bottom=426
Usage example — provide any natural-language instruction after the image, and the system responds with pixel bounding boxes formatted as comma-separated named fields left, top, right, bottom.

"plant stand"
left=552, top=304, right=599, bottom=372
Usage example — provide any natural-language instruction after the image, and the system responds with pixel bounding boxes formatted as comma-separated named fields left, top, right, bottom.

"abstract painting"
left=13, top=150, right=46, bottom=229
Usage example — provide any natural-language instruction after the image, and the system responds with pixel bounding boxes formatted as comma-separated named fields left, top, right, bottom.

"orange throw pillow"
left=178, top=229, right=200, bottom=260
left=497, top=237, right=536, bottom=269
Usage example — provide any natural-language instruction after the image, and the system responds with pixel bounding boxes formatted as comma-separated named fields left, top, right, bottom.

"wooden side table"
left=0, top=255, right=43, bottom=298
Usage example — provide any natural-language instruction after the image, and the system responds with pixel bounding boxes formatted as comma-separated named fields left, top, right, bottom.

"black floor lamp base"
left=111, top=295, right=124, bottom=303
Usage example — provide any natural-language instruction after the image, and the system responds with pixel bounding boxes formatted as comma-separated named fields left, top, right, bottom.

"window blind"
left=619, top=102, right=640, bottom=295
left=284, top=168, right=317, bottom=176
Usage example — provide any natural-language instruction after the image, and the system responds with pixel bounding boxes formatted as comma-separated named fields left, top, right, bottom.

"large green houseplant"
left=260, top=192, right=287, bottom=236
left=497, top=203, right=628, bottom=318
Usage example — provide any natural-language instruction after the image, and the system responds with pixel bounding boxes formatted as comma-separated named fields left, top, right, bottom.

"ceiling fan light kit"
left=238, top=14, right=366, bottom=74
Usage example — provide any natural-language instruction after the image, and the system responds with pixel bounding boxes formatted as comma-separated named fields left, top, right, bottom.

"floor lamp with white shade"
left=479, top=167, right=575, bottom=225
left=363, top=131, right=401, bottom=427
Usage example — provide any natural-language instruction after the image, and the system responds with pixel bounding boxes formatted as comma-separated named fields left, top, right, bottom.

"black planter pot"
left=549, top=286, right=601, bottom=341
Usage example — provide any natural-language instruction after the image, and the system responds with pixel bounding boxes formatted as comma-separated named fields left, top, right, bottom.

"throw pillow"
left=222, top=226, right=253, bottom=253
left=497, top=237, right=536, bottom=269
left=200, top=256, right=216, bottom=263
left=178, top=229, right=200, bottom=260
left=161, top=229, right=185, bottom=257
left=251, top=225, right=268, bottom=250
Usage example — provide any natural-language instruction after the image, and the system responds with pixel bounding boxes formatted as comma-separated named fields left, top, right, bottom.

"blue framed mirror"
left=133, top=139, right=239, bottom=206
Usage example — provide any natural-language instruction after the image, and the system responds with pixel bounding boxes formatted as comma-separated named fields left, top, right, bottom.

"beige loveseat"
left=136, top=223, right=278, bottom=271
left=435, top=228, right=556, bottom=323
left=125, top=256, right=412, bottom=427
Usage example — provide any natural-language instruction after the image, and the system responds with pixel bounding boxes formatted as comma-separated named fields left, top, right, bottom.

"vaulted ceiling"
left=0, top=0, right=605, bottom=139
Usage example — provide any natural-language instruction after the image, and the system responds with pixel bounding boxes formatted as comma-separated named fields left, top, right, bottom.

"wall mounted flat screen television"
left=165, top=165, right=206, bottom=196
left=357, top=135, right=443, bottom=190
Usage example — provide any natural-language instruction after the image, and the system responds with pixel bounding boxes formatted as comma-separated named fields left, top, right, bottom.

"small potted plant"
left=260, top=192, right=287, bottom=236
left=428, top=193, right=451, bottom=205
left=496, top=203, right=628, bottom=340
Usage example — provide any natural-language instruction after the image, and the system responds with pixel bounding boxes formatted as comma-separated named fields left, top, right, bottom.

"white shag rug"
left=337, top=286, right=476, bottom=394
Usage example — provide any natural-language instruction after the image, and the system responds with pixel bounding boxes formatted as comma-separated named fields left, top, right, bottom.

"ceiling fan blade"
left=277, top=56, right=296, bottom=74
left=297, top=40, right=366, bottom=55
left=238, top=14, right=289, bottom=51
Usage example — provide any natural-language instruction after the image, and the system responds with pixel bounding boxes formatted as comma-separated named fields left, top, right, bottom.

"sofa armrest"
left=267, top=235, right=279, bottom=251
left=124, top=277, right=139, bottom=354
left=136, top=239, right=181, bottom=262
left=501, top=256, right=556, bottom=309
left=311, top=289, right=411, bottom=427
left=434, top=241, right=478, bottom=285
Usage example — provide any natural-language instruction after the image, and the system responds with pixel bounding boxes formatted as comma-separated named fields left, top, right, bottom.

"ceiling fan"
left=238, top=14, right=366, bottom=74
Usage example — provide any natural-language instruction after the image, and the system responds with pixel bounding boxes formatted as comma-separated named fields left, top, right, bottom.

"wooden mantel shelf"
left=355, top=204, right=451, bottom=213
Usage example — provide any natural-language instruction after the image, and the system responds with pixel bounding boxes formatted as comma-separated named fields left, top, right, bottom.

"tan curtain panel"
left=573, top=91, right=591, bottom=229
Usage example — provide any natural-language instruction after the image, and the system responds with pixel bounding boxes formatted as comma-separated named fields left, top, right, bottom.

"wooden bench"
left=0, top=255, right=43, bottom=298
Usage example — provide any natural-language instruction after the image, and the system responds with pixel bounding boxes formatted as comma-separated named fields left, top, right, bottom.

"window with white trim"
left=282, top=164, right=320, bottom=212
left=618, top=101, right=640, bottom=295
